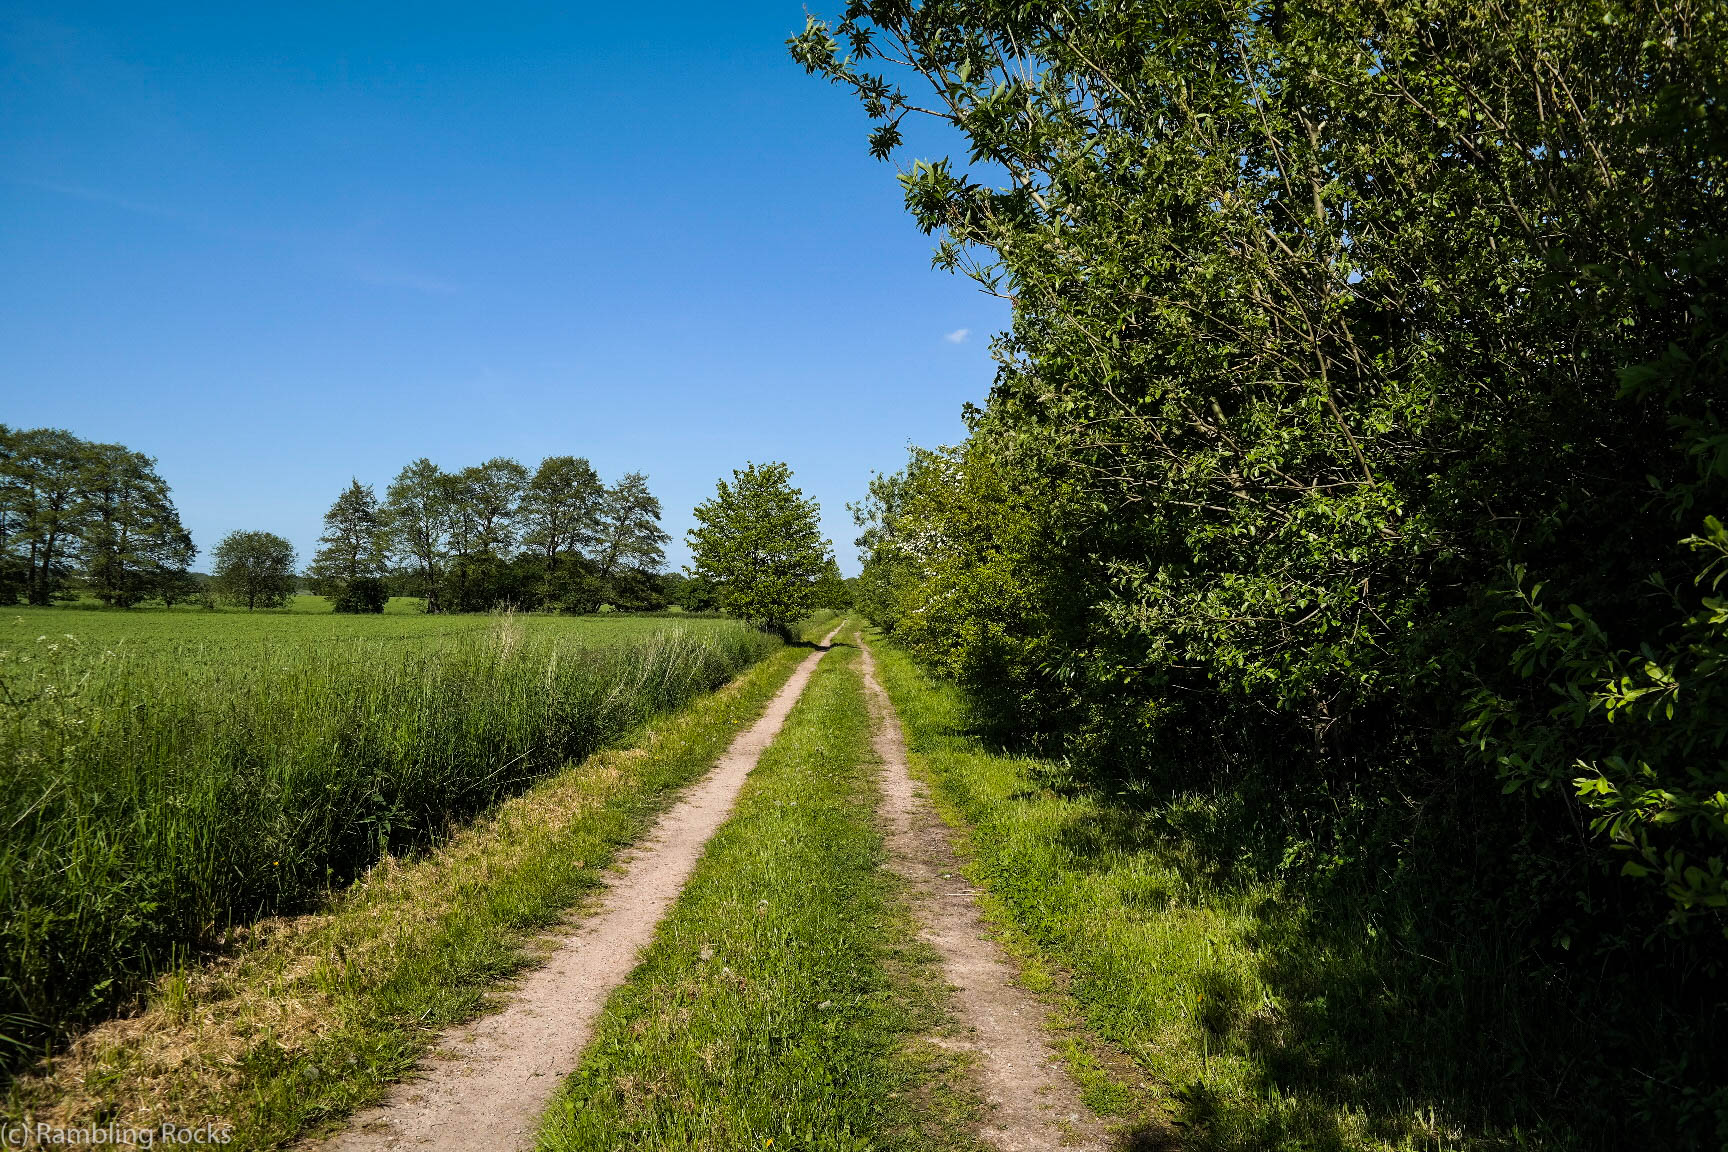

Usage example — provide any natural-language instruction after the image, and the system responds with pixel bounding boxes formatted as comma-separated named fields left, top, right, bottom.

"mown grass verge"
left=2, top=634, right=810, bottom=1146
left=0, top=615, right=777, bottom=1068
left=535, top=625, right=989, bottom=1152
left=870, top=636, right=1547, bottom=1152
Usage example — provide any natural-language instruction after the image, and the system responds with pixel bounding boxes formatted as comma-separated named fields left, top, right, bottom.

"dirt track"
left=859, top=637, right=1110, bottom=1152
left=314, top=628, right=841, bottom=1152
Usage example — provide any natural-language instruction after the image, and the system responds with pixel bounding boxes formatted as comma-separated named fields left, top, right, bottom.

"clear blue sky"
left=0, top=3, right=1006, bottom=575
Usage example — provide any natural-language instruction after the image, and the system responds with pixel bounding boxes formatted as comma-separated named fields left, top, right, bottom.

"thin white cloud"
left=943, top=327, right=971, bottom=344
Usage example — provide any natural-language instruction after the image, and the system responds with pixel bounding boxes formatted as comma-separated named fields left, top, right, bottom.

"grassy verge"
left=535, top=625, right=989, bottom=1152
left=2, top=638, right=812, bottom=1146
left=870, top=636, right=1543, bottom=1152
left=0, top=614, right=776, bottom=1067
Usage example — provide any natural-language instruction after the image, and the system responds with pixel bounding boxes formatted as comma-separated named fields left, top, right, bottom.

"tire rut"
left=859, top=637, right=1110, bottom=1152
left=312, top=627, right=843, bottom=1152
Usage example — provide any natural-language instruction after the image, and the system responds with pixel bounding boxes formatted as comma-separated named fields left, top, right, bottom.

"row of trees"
left=309, top=456, right=672, bottom=613
left=1, top=431, right=855, bottom=620
left=0, top=426, right=195, bottom=607
left=803, top=0, right=1726, bottom=1142
left=311, top=456, right=857, bottom=621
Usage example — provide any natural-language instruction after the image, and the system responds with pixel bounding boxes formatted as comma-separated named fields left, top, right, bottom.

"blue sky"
left=0, top=3, right=1006, bottom=575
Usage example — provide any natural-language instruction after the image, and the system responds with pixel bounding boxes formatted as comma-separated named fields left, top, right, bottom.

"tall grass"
left=0, top=615, right=778, bottom=1069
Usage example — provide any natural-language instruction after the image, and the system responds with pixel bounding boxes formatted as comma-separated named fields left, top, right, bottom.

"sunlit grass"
left=537, top=626, right=988, bottom=1152
left=869, top=636, right=1545, bottom=1152
left=0, top=611, right=778, bottom=1070
left=4, top=637, right=816, bottom=1147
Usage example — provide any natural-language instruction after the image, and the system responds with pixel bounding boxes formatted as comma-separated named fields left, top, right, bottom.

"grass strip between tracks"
left=5, top=629, right=826, bottom=1148
left=535, top=624, right=988, bottom=1152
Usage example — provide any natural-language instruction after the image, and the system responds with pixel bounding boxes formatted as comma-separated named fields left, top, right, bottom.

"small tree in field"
left=212, top=530, right=297, bottom=610
left=688, top=462, right=831, bottom=631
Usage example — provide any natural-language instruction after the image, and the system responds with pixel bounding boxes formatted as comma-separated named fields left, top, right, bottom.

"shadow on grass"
left=873, top=645, right=1728, bottom=1150
left=1030, top=777, right=1727, bottom=1152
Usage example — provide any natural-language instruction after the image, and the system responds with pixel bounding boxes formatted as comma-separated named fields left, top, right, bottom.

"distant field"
left=0, top=608, right=778, bottom=1072
left=36, top=592, right=429, bottom=615
left=4, top=603, right=730, bottom=659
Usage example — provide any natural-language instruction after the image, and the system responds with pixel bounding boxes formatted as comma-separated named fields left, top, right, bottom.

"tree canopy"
left=307, top=480, right=388, bottom=600
left=800, top=0, right=1728, bottom=1139
left=211, top=530, right=297, bottom=610
left=0, top=426, right=193, bottom=606
left=361, top=456, right=670, bottom=613
left=688, top=462, right=832, bottom=631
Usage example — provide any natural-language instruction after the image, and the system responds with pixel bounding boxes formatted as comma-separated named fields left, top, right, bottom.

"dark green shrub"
left=331, top=575, right=389, bottom=613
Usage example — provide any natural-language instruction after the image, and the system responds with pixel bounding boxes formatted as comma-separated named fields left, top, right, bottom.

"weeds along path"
left=858, top=637, right=1110, bottom=1152
left=315, top=625, right=844, bottom=1152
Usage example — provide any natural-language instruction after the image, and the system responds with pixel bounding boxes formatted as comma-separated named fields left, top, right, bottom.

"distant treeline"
left=0, top=425, right=195, bottom=607
left=314, top=457, right=694, bottom=614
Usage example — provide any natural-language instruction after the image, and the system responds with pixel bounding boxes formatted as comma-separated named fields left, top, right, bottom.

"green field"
left=3, top=602, right=713, bottom=655
left=0, top=608, right=779, bottom=1072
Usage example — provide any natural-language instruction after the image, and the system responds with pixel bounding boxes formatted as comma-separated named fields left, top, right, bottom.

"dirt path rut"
left=316, top=628, right=842, bottom=1152
left=859, top=638, right=1110, bottom=1152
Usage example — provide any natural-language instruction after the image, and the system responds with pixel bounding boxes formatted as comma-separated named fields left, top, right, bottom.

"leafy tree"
left=457, top=457, right=528, bottom=558
left=446, top=457, right=530, bottom=611
left=519, top=456, right=604, bottom=574
left=605, top=566, right=670, bottom=612
left=80, top=443, right=194, bottom=608
left=211, top=530, right=297, bottom=610
left=307, top=480, right=387, bottom=598
left=1, top=427, right=93, bottom=604
left=810, top=558, right=852, bottom=610
left=665, top=571, right=718, bottom=613
left=595, top=472, right=669, bottom=578
left=0, top=426, right=26, bottom=604
left=548, top=568, right=609, bottom=615
left=154, top=567, right=200, bottom=610
left=382, top=459, right=455, bottom=613
left=688, top=462, right=831, bottom=630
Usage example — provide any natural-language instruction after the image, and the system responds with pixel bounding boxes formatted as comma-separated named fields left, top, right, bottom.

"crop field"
left=0, top=609, right=778, bottom=1070
left=2, top=603, right=724, bottom=655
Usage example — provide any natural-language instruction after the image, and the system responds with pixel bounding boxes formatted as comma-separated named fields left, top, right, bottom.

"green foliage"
left=688, top=462, right=834, bottom=630
left=593, top=471, right=670, bottom=578
left=383, top=458, right=455, bottom=612
left=662, top=570, right=719, bottom=613
left=307, top=479, right=388, bottom=599
left=1471, top=521, right=1728, bottom=930
left=0, top=426, right=194, bottom=607
left=211, top=529, right=297, bottom=610
left=332, top=574, right=390, bottom=613
left=375, top=457, right=670, bottom=614
left=811, top=558, right=854, bottom=610
left=520, top=455, right=604, bottom=573
left=0, top=613, right=778, bottom=1071
left=800, top=0, right=1728, bottom=1138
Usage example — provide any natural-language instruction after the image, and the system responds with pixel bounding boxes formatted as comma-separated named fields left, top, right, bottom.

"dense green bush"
left=331, top=574, right=389, bottom=613
left=802, top=0, right=1728, bottom=1142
